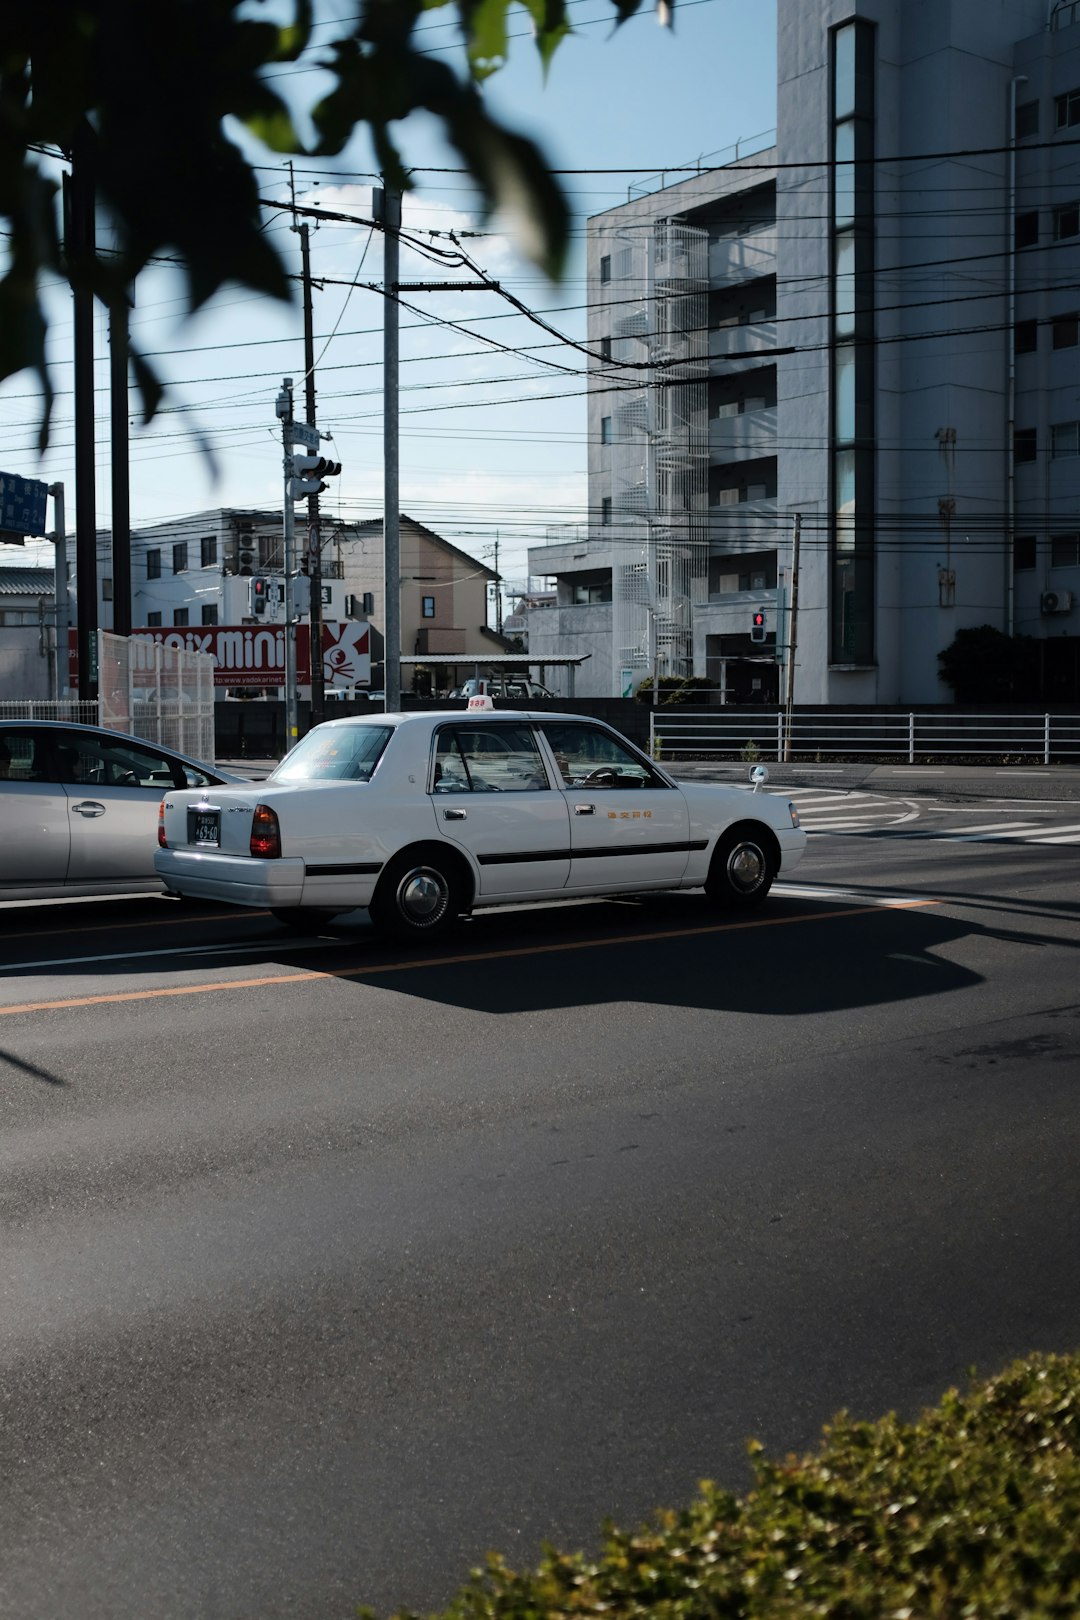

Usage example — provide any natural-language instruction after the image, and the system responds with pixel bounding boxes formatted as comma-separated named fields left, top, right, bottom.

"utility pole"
left=110, top=292, right=132, bottom=637
left=277, top=378, right=299, bottom=748
left=375, top=183, right=402, bottom=712
left=782, top=512, right=801, bottom=763
left=49, top=483, right=68, bottom=700
left=291, top=166, right=325, bottom=725
left=67, top=119, right=98, bottom=700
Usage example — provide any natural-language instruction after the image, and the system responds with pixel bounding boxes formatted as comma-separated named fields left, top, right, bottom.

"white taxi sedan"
left=155, top=711, right=805, bottom=940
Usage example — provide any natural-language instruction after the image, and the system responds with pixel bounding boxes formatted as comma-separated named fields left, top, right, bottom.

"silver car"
left=0, top=720, right=245, bottom=901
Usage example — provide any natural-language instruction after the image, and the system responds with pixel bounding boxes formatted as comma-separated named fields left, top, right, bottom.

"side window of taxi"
left=432, top=725, right=549, bottom=792
left=540, top=723, right=662, bottom=790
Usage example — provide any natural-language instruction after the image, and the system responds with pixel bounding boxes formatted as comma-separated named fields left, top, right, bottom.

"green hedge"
left=370, top=1352, right=1080, bottom=1620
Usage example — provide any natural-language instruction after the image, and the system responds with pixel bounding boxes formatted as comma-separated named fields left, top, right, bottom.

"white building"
left=530, top=0, right=1080, bottom=705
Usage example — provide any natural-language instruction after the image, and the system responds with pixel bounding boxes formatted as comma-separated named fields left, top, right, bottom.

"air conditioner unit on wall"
left=1040, top=590, right=1074, bottom=615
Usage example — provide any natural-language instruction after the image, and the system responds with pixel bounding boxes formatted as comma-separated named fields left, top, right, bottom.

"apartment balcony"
left=708, top=227, right=777, bottom=286
left=708, top=406, right=777, bottom=459
left=707, top=497, right=778, bottom=533
left=708, top=321, right=776, bottom=365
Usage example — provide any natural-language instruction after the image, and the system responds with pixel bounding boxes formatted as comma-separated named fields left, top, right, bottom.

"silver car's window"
left=51, top=731, right=188, bottom=790
left=270, top=725, right=392, bottom=783
left=0, top=729, right=50, bottom=782
left=433, top=725, right=549, bottom=793
left=539, top=723, right=663, bottom=790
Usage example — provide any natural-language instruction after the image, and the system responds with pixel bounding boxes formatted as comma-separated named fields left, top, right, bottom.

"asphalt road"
left=2, top=824, right=1079, bottom=1619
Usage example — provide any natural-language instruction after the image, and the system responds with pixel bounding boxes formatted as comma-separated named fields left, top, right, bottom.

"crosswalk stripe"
left=937, top=820, right=1044, bottom=836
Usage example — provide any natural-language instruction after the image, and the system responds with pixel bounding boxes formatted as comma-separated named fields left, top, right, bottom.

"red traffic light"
left=750, top=609, right=767, bottom=644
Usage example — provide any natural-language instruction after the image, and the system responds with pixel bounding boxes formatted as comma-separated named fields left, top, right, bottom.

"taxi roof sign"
left=466, top=693, right=495, bottom=711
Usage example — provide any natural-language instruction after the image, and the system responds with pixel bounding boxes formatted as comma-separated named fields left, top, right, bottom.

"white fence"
left=649, top=709, right=1080, bottom=765
left=0, top=632, right=217, bottom=763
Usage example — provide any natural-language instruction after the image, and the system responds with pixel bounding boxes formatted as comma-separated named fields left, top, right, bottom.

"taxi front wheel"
left=369, top=848, right=464, bottom=942
left=705, top=827, right=777, bottom=909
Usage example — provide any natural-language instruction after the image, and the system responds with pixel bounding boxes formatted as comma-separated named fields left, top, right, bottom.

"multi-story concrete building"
left=530, top=0, right=1080, bottom=704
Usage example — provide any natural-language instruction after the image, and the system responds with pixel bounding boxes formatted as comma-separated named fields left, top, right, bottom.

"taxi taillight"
left=250, top=803, right=281, bottom=859
left=158, top=801, right=168, bottom=849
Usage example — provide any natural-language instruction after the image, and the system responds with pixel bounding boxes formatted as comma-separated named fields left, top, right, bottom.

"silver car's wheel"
left=705, top=827, right=777, bottom=910
left=370, top=851, right=462, bottom=941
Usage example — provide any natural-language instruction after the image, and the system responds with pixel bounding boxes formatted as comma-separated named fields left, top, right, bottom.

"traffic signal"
left=249, top=576, right=269, bottom=616
left=292, top=574, right=312, bottom=616
left=288, top=454, right=342, bottom=500
left=750, top=609, right=767, bottom=644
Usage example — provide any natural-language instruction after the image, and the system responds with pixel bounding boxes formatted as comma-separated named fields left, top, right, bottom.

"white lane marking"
left=1025, top=827, right=1080, bottom=843
left=9, top=936, right=333, bottom=974
left=932, top=820, right=1046, bottom=837
left=775, top=884, right=927, bottom=906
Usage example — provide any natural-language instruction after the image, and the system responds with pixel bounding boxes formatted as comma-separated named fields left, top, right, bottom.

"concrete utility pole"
left=109, top=293, right=132, bottom=637
left=783, top=511, right=802, bottom=763
left=49, top=483, right=68, bottom=700
left=375, top=184, right=402, bottom=712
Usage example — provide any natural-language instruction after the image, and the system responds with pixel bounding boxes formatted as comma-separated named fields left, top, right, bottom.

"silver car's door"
left=0, top=727, right=70, bottom=886
left=429, top=721, right=570, bottom=897
left=53, top=729, right=184, bottom=883
left=537, top=720, right=696, bottom=892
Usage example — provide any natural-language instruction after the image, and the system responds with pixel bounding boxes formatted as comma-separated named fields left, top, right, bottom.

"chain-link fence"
left=98, top=632, right=216, bottom=762
left=2, top=633, right=217, bottom=762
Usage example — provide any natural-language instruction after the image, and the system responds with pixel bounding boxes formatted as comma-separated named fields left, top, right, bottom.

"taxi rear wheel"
left=705, top=825, right=777, bottom=909
left=369, top=848, right=464, bottom=942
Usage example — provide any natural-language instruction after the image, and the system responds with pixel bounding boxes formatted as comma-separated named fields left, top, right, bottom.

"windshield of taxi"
left=269, top=725, right=393, bottom=783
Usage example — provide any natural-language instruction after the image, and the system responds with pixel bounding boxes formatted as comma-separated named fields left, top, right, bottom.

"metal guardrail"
left=649, top=709, right=1080, bottom=765
left=0, top=699, right=101, bottom=725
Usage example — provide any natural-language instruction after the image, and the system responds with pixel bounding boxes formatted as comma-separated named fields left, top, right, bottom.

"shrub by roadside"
left=367, top=1352, right=1080, bottom=1620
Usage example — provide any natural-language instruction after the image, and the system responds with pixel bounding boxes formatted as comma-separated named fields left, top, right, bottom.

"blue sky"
left=3, top=0, right=776, bottom=594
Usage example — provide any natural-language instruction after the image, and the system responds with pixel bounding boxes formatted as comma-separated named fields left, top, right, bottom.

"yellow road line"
left=0, top=899, right=938, bottom=1019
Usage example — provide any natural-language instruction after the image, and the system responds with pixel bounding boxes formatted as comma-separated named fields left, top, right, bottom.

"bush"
left=938, top=625, right=1041, bottom=704
left=367, top=1351, right=1080, bottom=1620
left=635, top=676, right=713, bottom=706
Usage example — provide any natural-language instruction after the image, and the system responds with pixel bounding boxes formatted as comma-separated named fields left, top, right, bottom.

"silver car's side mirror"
left=749, top=764, right=769, bottom=793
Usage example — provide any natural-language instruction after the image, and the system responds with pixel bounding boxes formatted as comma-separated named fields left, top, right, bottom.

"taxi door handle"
left=443, top=807, right=467, bottom=821
left=72, top=801, right=106, bottom=817
left=574, top=803, right=595, bottom=815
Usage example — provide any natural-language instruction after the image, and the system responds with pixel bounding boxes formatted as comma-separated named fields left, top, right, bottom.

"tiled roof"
left=0, top=567, right=54, bottom=595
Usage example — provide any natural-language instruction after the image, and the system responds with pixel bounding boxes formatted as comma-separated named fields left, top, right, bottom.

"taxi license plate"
left=189, top=807, right=220, bottom=846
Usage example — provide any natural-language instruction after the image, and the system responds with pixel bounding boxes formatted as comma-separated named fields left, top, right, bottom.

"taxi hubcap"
left=727, top=842, right=765, bottom=893
left=398, top=866, right=449, bottom=925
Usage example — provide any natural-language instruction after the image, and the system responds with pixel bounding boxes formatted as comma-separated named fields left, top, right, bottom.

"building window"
left=1052, top=312, right=1079, bottom=348
left=599, top=336, right=612, bottom=363
left=421, top=595, right=436, bottom=618
left=1051, top=533, right=1080, bottom=567
left=1015, top=427, right=1037, bottom=463
left=600, top=415, right=612, bottom=445
left=1014, top=319, right=1038, bottom=354
left=1015, top=211, right=1039, bottom=249
left=1051, top=420, right=1080, bottom=457
left=172, top=541, right=187, bottom=574
left=173, top=608, right=189, bottom=626
left=599, top=255, right=611, bottom=284
left=1016, top=99, right=1040, bottom=138
left=146, top=611, right=162, bottom=627
left=1055, top=88, right=1080, bottom=129
left=201, top=604, right=219, bottom=625
left=1053, top=201, right=1079, bottom=240
left=146, top=549, right=161, bottom=580
left=600, top=496, right=612, bottom=526
left=102, top=577, right=113, bottom=601
left=1013, top=534, right=1037, bottom=571
left=200, top=534, right=217, bottom=567
left=572, top=580, right=612, bottom=604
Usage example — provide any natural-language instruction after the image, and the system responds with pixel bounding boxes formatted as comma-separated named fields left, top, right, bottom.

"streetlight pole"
left=376, top=183, right=401, bottom=712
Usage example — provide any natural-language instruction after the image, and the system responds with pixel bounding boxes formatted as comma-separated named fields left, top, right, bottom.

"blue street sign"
left=0, top=471, right=49, bottom=538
